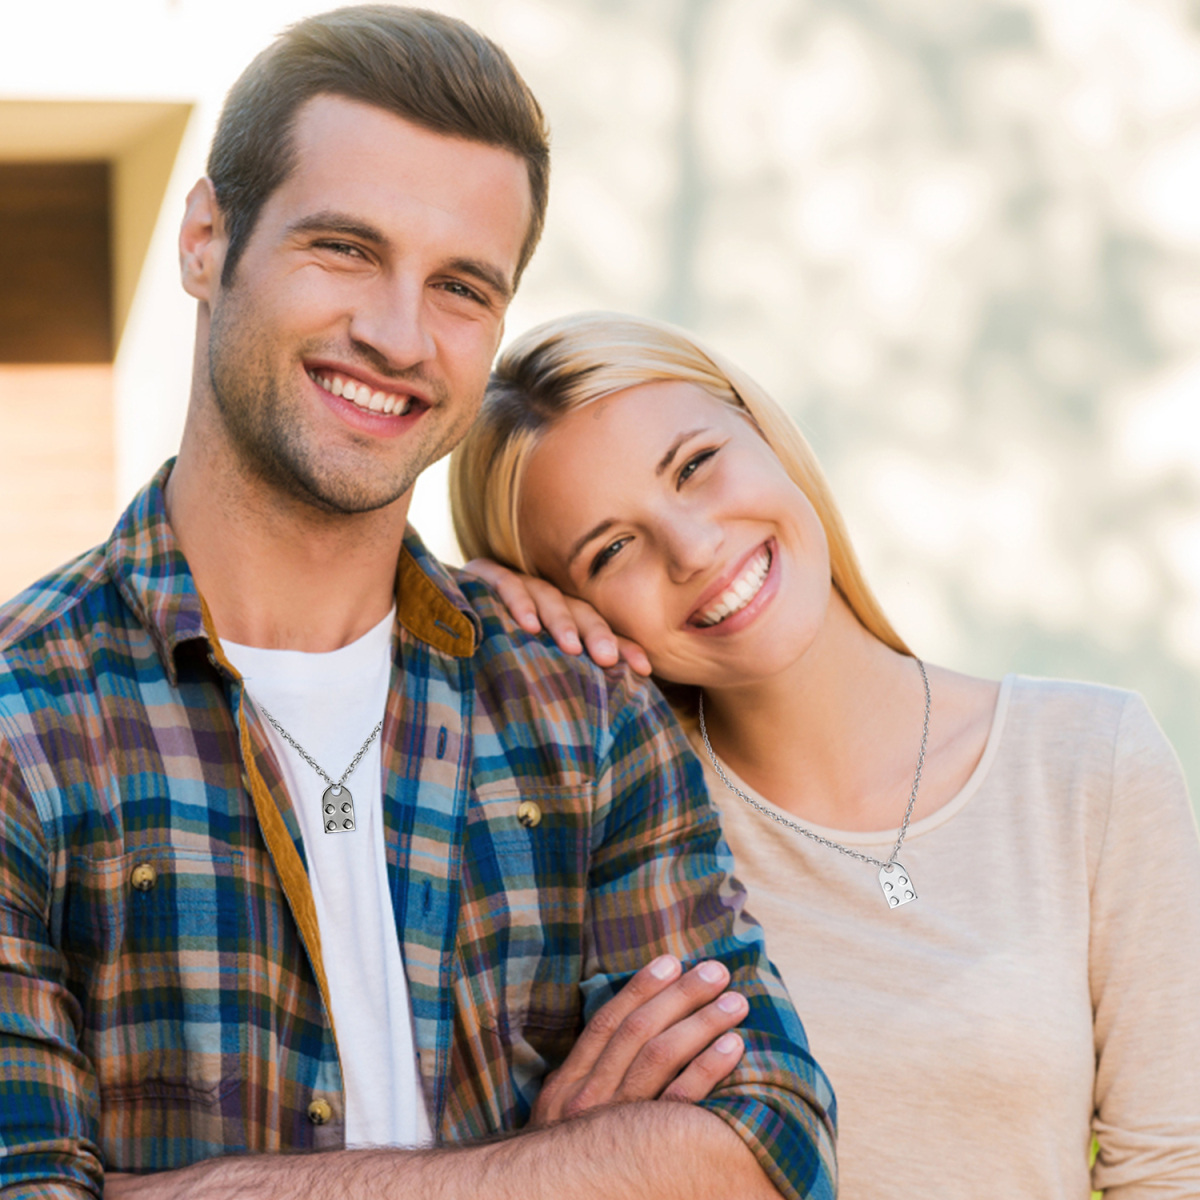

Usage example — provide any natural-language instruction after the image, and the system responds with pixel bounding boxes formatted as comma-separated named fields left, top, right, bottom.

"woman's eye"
left=678, top=449, right=717, bottom=486
left=589, top=537, right=630, bottom=577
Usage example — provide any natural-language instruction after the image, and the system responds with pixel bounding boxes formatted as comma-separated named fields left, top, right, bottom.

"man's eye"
left=439, top=280, right=484, bottom=303
left=589, top=537, right=630, bottom=578
left=316, top=240, right=365, bottom=259
left=678, top=449, right=717, bottom=486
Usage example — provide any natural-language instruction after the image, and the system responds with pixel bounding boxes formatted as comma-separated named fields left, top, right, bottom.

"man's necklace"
left=256, top=702, right=383, bottom=835
left=698, top=657, right=930, bottom=909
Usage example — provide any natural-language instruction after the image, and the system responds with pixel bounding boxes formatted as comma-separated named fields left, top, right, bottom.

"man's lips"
left=305, top=363, right=428, bottom=417
left=688, top=542, right=774, bottom=628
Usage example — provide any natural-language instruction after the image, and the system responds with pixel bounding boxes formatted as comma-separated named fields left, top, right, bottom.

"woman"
left=449, top=311, right=1200, bottom=1199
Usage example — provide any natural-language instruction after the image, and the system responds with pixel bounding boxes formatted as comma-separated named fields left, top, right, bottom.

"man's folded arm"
left=578, top=676, right=837, bottom=1200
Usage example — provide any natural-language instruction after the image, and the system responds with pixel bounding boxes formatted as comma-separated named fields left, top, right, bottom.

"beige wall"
left=0, top=366, right=114, bottom=599
left=0, top=0, right=1197, bottom=803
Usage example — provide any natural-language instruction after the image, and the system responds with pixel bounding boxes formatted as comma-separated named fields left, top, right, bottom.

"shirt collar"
left=106, top=460, right=479, bottom=686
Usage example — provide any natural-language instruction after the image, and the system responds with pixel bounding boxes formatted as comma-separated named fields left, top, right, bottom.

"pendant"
left=322, top=784, right=356, bottom=834
left=878, top=861, right=916, bottom=908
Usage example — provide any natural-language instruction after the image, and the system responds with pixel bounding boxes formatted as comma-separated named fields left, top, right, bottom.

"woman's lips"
left=689, top=543, right=774, bottom=628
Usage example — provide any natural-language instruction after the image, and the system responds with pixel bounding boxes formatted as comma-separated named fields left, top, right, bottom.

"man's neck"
left=166, top=429, right=410, bottom=654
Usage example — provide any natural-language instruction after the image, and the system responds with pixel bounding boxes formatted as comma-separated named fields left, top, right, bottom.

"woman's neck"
left=698, top=592, right=997, bottom=832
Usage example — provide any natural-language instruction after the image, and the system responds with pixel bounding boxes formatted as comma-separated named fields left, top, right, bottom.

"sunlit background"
left=1, top=0, right=1197, bottom=805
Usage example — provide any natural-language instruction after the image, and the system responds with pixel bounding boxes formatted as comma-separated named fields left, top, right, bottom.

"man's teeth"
left=695, top=548, right=772, bottom=627
left=308, top=369, right=414, bottom=416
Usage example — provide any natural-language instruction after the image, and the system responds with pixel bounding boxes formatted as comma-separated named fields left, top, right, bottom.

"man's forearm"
left=106, top=1103, right=780, bottom=1200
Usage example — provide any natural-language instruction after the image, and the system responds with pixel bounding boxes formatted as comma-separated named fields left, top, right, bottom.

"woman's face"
left=519, top=380, right=833, bottom=689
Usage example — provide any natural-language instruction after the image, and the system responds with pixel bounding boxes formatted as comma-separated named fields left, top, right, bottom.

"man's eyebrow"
left=284, top=211, right=389, bottom=245
left=566, top=518, right=616, bottom=570
left=656, top=428, right=711, bottom=476
left=444, top=256, right=513, bottom=303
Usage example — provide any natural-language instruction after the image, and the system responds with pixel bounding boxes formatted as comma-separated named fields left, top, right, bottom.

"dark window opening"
left=0, top=161, right=112, bottom=363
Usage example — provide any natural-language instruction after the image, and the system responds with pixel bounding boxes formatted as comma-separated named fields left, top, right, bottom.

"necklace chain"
left=697, top=657, right=930, bottom=872
left=256, top=702, right=383, bottom=792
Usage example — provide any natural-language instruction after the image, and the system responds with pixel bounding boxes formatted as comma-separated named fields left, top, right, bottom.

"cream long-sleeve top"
left=692, top=675, right=1200, bottom=1199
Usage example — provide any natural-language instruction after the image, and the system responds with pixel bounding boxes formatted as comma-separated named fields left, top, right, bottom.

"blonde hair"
left=450, top=310, right=908, bottom=655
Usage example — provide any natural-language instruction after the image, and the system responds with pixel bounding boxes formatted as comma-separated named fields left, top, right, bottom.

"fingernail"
left=715, top=1032, right=742, bottom=1054
left=597, top=639, right=616, bottom=657
left=650, top=955, right=679, bottom=980
left=717, top=992, right=746, bottom=1014
left=564, top=633, right=581, bottom=652
left=698, top=961, right=726, bottom=984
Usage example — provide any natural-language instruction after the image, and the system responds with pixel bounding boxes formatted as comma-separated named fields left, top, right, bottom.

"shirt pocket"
left=65, top=845, right=251, bottom=1159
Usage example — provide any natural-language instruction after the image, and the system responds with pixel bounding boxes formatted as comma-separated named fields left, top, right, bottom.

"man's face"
left=204, top=94, right=532, bottom=514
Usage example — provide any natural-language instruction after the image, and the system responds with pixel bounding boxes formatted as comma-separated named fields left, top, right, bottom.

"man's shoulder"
left=0, top=543, right=112, bottom=660
left=453, top=568, right=676, bottom=745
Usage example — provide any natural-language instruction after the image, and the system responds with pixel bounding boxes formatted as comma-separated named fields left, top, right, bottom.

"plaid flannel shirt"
left=0, top=462, right=836, bottom=1199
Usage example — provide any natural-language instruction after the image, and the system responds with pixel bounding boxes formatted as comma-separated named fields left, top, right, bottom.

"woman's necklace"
left=256, top=701, right=383, bottom=835
left=697, top=657, right=930, bottom=909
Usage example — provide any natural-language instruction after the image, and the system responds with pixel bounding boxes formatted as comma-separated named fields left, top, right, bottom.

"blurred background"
left=1, top=0, right=1197, bottom=806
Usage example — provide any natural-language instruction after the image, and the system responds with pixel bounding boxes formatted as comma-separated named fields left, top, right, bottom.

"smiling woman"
left=449, top=310, right=1200, bottom=1200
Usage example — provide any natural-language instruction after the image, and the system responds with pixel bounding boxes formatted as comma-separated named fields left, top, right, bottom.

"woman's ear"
left=179, top=177, right=227, bottom=303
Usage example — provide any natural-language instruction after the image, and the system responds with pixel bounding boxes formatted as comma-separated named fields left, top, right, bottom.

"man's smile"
left=306, top=365, right=425, bottom=417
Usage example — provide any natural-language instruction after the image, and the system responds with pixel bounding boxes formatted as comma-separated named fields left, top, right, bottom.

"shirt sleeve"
left=0, top=738, right=102, bottom=1199
left=584, top=672, right=837, bottom=1200
left=1090, top=693, right=1200, bottom=1198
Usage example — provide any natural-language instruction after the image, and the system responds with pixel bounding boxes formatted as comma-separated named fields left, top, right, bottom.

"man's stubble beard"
left=206, top=294, right=461, bottom=517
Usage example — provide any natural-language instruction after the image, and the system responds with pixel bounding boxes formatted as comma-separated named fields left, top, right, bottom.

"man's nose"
left=348, top=277, right=436, bottom=371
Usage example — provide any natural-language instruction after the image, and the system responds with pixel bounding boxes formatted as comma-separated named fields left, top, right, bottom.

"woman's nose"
left=664, top=516, right=722, bottom=583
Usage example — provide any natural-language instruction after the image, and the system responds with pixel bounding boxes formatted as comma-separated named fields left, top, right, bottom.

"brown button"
left=517, top=800, right=542, bottom=829
left=130, top=864, right=157, bottom=892
left=307, top=1098, right=333, bottom=1125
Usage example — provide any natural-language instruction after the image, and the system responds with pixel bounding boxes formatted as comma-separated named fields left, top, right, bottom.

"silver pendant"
left=322, top=784, right=356, bottom=834
left=878, top=861, right=916, bottom=908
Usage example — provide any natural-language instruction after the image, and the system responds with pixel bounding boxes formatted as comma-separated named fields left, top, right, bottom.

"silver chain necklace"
left=256, top=701, right=383, bottom=835
left=698, top=657, right=930, bottom=909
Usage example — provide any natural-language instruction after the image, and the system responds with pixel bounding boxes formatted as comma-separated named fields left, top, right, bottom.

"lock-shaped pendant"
left=878, top=861, right=916, bottom=908
left=322, top=784, right=356, bottom=833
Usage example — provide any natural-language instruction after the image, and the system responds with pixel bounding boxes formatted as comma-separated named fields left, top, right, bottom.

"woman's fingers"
left=461, top=558, right=542, bottom=634
left=462, top=558, right=652, bottom=674
left=615, top=636, right=653, bottom=676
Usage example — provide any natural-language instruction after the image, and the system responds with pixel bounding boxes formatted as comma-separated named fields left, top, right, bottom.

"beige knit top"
left=692, top=675, right=1200, bottom=1199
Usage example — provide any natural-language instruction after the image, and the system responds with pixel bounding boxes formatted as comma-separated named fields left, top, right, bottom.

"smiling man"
left=0, top=8, right=834, bottom=1199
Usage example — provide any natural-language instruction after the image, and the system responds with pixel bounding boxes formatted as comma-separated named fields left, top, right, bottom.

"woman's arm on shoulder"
left=462, top=559, right=651, bottom=675
left=1090, top=692, right=1200, bottom=1198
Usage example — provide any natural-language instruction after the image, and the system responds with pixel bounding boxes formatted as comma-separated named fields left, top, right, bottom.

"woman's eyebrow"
left=566, top=519, right=616, bottom=570
left=656, top=428, right=711, bottom=476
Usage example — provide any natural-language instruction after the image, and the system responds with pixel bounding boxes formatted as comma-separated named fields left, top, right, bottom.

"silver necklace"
left=256, top=702, right=383, bottom=835
left=698, top=657, right=930, bottom=909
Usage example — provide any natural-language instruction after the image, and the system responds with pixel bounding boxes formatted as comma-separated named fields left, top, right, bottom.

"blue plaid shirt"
left=0, top=462, right=836, bottom=1198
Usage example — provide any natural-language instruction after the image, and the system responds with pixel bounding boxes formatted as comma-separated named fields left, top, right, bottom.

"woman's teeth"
left=308, top=369, right=414, bottom=416
left=695, top=547, right=772, bottom=627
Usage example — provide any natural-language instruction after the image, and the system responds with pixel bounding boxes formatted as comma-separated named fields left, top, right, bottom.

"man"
left=0, top=8, right=835, bottom=1198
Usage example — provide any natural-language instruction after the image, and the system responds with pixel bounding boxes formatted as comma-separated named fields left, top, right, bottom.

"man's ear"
left=179, top=178, right=227, bottom=302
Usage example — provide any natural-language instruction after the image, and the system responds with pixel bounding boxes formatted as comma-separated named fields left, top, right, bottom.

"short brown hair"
left=207, top=5, right=550, bottom=287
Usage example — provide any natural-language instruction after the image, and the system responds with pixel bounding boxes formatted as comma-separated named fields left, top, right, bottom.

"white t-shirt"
left=224, top=610, right=432, bottom=1149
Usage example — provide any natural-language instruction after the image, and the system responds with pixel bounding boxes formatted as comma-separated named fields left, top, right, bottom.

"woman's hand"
left=463, top=559, right=652, bottom=676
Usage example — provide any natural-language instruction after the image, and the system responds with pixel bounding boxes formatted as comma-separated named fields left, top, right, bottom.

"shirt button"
left=130, top=864, right=157, bottom=892
left=517, top=800, right=542, bottom=829
left=241, top=771, right=252, bottom=792
left=307, top=1098, right=333, bottom=1125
